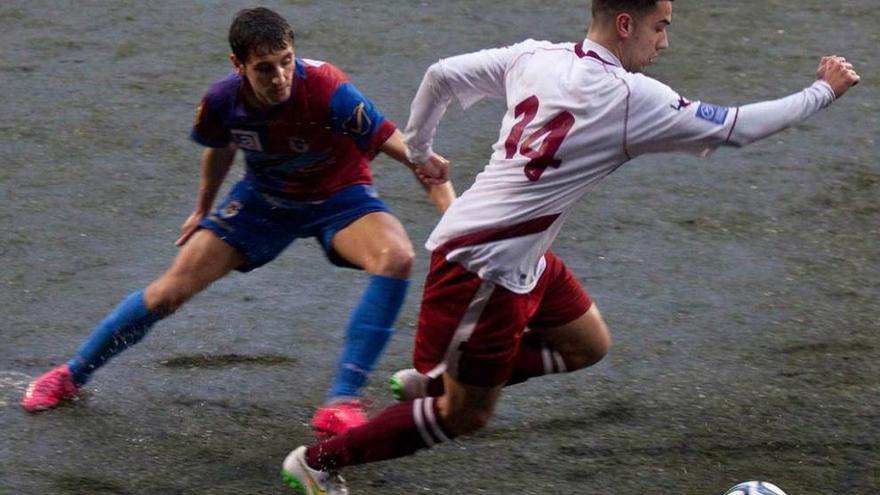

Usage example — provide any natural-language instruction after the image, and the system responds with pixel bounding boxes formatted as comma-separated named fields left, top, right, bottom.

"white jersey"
left=406, top=39, right=835, bottom=293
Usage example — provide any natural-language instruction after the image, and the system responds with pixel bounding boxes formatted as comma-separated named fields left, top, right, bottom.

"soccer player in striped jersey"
left=22, top=7, right=455, bottom=439
left=280, top=0, right=859, bottom=492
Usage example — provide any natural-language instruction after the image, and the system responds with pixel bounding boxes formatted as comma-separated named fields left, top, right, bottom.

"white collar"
left=579, top=39, right=623, bottom=68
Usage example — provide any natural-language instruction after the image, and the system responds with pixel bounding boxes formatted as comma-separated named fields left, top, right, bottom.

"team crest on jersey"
left=288, top=137, right=310, bottom=153
left=342, top=102, right=372, bottom=136
left=670, top=95, right=692, bottom=111
left=231, top=129, right=263, bottom=151
left=695, top=103, right=729, bottom=125
left=220, top=200, right=243, bottom=219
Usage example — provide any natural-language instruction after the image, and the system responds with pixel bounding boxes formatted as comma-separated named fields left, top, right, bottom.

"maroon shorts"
left=413, top=251, right=592, bottom=387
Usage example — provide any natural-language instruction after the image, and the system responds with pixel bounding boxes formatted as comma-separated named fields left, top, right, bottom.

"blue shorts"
left=200, top=181, right=391, bottom=272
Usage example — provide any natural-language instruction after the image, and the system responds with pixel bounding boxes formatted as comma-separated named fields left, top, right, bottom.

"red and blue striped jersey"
left=192, top=58, right=396, bottom=201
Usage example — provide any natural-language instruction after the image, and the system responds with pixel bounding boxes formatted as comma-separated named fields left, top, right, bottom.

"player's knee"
left=369, top=242, right=414, bottom=279
left=566, top=324, right=612, bottom=370
left=144, top=281, right=193, bottom=317
left=590, top=326, right=613, bottom=364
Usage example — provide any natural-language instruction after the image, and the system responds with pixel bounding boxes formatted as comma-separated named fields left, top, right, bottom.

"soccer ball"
left=724, top=481, right=787, bottom=495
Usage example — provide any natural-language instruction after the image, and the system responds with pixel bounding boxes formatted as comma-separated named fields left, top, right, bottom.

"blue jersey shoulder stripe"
left=328, top=82, right=386, bottom=151
left=294, top=58, right=307, bottom=79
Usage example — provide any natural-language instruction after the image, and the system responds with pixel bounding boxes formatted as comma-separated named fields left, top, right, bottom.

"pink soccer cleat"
left=310, top=400, right=368, bottom=438
left=21, top=364, right=79, bottom=412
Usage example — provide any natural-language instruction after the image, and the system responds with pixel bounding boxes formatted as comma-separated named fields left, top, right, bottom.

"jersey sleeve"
left=626, top=75, right=837, bottom=158
left=725, top=80, right=835, bottom=146
left=625, top=75, right=736, bottom=157
left=190, top=95, right=232, bottom=148
left=434, top=42, right=526, bottom=109
left=327, top=80, right=396, bottom=156
left=405, top=40, right=535, bottom=163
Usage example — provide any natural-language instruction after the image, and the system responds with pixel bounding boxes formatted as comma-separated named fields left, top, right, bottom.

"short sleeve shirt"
left=192, top=58, right=396, bottom=201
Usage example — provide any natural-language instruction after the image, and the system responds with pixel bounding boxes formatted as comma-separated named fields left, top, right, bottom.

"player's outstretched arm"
left=728, top=56, right=860, bottom=147
left=379, top=129, right=456, bottom=213
left=631, top=55, right=861, bottom=157
left=176, top=144, right=237, bottom=246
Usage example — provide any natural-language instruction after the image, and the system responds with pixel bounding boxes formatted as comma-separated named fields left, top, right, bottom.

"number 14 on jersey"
left=503, top=95, right=575, bottom=182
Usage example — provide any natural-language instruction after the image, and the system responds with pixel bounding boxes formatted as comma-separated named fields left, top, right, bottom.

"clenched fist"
left=817, top=55, right=860, bottom=98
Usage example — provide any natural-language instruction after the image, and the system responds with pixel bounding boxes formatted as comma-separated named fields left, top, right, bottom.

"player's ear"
left=230, top=53, right=246, bottom=76
left=616, top=12, right=634, bottom=39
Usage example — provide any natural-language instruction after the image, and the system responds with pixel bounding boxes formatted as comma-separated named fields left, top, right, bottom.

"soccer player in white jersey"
left=280, top=0, right=860, bottom=492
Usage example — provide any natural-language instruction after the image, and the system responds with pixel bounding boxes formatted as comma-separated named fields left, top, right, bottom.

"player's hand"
left=415, top=153, right=450, bottom=185
left=817, top=55, right=860, bottom=98
left=176, top=211, right=205, bottom=246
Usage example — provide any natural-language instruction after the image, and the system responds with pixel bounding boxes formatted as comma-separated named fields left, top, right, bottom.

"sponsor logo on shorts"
left=220, top=200, right=243, bottom=219
left=695, top=103, right=729, bottom=125
left=207, top=215, right=235, bottom=233
left=231, top=129, right=263, bottom=151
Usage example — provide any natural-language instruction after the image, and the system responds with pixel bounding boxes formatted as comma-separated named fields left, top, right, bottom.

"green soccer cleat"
left=281, top=446, right=348, bottom=495
left=389, top=368, right=430, bottom=401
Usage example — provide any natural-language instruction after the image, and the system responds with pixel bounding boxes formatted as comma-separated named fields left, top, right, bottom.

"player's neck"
left=586, top=25, right=627, bottom=70
left=241, top=79, right=286, bottom=112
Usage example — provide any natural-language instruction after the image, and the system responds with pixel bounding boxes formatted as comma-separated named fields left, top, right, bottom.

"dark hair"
left=228, top=7, right=295, bottom=63
left=591, top=0, right=673, bottom=19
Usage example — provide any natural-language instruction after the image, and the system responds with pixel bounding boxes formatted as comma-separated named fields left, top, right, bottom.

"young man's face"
left=232, top=42, right=295, bottom=108
left=622, top=0, right=672, bottom=72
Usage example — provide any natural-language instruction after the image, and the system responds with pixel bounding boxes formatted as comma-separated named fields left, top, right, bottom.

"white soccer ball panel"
left=724, top=481, right=787, bottom=495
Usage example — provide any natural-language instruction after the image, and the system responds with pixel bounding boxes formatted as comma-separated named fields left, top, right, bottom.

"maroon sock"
left=306, top=397, right=453, bottom=471
left=507, top=333, right=568, bottom=386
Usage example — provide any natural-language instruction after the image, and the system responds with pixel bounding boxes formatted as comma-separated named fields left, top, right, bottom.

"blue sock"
left=327, top=275, right=409, bottom=400
left=67, top=290, right=163, bottom=386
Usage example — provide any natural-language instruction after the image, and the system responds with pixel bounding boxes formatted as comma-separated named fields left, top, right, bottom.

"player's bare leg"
left=311, top=212, right=415, bottom=437
left=435, top=374, right=504, bottom=436
left=22, top=229, right=243, bottom=412
left=331, top=211, right=415, bottom=279
left=144, top=229, right=245, bottom=315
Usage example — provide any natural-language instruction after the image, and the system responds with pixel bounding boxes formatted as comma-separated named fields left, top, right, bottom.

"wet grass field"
left=1, top=1, right=877, bottom=494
